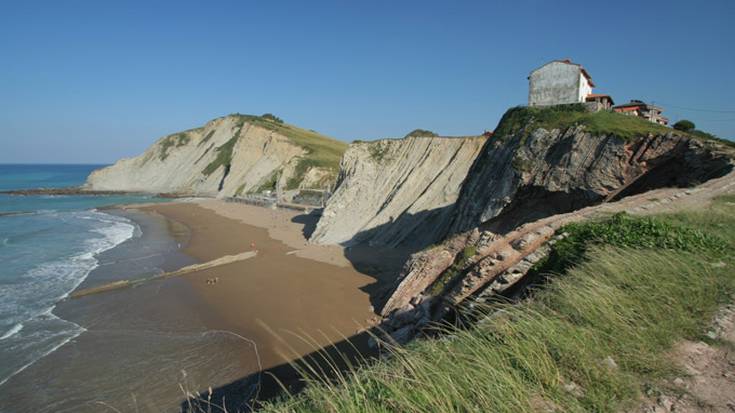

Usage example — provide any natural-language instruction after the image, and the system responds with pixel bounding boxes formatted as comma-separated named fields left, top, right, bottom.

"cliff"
left=309, top=135, right=486, bottom=247
left=85, top=114, right=347, bottom=201
left=449, top=107, right=733, bottom=234
left=373, top=106, right=734, bottom=340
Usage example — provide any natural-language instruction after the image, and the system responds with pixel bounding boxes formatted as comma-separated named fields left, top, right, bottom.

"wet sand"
left=0, top=208, right=244, bottom=413
left=134, top=200, right=395, bottom=372
left=0, top=200, right=407, bottom=413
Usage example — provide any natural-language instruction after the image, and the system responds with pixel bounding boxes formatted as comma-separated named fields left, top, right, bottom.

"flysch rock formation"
left=373, top=120, right=734, bottom=345
left=449, top=126, right=733, bottom=235
left=309, top=135, right=487, bottom=247
left=85, top=115, right=346, bottom=201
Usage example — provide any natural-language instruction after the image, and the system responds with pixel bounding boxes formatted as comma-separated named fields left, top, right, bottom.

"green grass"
left=229, top=114, right=347, bottom=189
left=251, top=169, right=282, bottom=194
left=202, top=134, right=238, bottom=176
left=528, top=211, right=727, bottom=278
left=494, top=105, right=672, bottom=142
left=198, top=130, right=216, bottom=147
left=260, top=196, right=735, bottom=413
left=689, top=129, right=735, bottom=149
left=159, top=132, right=191, bottom=160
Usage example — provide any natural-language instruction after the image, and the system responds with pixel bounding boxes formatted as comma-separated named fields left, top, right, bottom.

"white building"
left=528, top=59, right=595, bottom=107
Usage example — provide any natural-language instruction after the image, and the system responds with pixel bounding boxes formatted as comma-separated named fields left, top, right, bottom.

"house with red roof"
left=613, top=100, right=669, bottom=125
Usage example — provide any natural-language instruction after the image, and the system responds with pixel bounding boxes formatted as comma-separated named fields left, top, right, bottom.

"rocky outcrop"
left=450, top=126, right=733, bottom=235
left=375, top=166, right=735, bottom=345
left=309, top=136, right=486, bottom=247
left=374, top=111, right=734, bottom=344
left=86, top=115, right=346, bottom=201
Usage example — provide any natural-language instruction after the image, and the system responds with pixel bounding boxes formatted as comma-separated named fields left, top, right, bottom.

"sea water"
left=0, top=165, right=159, bottom=387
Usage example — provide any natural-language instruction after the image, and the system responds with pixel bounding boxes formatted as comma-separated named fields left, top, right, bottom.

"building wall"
left=528, top=62, right=582, bottom=106
left=578, top=74, right=593, bottom=102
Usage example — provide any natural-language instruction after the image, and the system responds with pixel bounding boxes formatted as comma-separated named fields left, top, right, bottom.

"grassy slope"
left=230, top=114, right=348, bottom=190
left=494, top=104, right=735, bottom=148
left=261, top=196, right=735, bottom=412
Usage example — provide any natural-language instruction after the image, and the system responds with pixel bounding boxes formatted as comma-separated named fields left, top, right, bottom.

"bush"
left=405, top=129, right=438, bottom=138
left=261, top=113, right=284, bottom=124
left=673, top=119, right=695, bottom=132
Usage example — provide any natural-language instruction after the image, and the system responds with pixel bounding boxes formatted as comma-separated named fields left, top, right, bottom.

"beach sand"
left=0, top=200, right=411, bottom=412
left=132, top=200, right=403, bottom=374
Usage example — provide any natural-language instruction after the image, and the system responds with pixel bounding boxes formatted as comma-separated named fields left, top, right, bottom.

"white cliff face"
left=310, top=136, right=487, bottom=247
left=85, top=115, right=341, bottom=199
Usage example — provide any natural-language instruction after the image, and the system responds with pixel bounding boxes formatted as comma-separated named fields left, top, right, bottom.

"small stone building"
left=613, top=100, right=669, bottom=125
left=585, top=93, right=615, bottom=111
left=528, top=59, right=595, bottom=106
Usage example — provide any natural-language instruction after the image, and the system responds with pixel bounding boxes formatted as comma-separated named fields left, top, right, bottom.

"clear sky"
left=1, top=0, right=733, bottom=163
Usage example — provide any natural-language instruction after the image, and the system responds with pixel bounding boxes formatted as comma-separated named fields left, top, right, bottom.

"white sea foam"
left=0, top=313, right=85, bottom=387
left=0, top=323, right=23, bottom=340
left=0, top=210, right=135, bottom=387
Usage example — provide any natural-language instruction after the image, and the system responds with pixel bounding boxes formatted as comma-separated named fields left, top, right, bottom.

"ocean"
left=0, top=165, right=157, bottom=389
left=0, top=165, right=257, bottom=413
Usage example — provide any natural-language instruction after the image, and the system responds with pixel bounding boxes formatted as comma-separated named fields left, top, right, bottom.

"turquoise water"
left=0, top=165, right=162, bottom=386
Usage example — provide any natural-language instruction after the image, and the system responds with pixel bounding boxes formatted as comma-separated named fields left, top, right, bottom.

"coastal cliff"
left=85, top=114, right=346, bottom=201
left=309, top=135, right=486, bottom=247
left=374, top=105, right=735, bottom=339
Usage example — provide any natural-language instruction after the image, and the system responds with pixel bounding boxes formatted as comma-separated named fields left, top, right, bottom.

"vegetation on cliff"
left=493, top=105, right=735, bottom=150
left=203, top=135, right=239, bottom=176
left=229, top=114, right=347, bottom=189
left=261, top=196, right=735, bottom=413
left=159, top=132, right=191, bottom=160
left=404, top=129, right=439, bottom=138
left=494, top=104, right=672, bottom=141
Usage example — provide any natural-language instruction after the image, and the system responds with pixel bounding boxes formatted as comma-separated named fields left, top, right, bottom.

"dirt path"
left=632, top=302, right=735, bottom=413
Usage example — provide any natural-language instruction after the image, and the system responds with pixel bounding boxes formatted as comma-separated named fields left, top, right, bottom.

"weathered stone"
left=86, top=115, right=336, bottom=202
left=311, top=136, right=487, bottom=247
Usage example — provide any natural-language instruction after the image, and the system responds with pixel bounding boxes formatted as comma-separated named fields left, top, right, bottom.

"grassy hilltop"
left=494, top=104, right=735, bottom=148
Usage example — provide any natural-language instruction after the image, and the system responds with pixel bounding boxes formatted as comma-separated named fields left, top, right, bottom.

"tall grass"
left=259, top=197, right=735, bottom=413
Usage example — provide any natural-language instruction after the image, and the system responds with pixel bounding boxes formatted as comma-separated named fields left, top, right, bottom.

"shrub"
left=405, top=129, right=438, bottom=138
left=261, top=113, right=284, bottom=124
left=673, top=119, right=695, bottom=132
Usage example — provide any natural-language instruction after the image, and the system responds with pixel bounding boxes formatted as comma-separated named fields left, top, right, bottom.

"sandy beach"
left=0, top=199, right=409, bottom=413
left=132, top=199, right=400, bottom=373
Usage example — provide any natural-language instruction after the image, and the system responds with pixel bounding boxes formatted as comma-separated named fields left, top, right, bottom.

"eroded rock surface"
left=86, top=115, right=344, bottom=201
left=310, top=135, right=486, bottom=247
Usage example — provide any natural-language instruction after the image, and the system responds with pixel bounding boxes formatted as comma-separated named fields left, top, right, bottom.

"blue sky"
left=1, top=0, right=733, bottom=163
